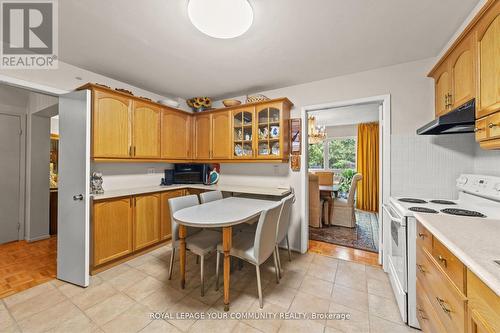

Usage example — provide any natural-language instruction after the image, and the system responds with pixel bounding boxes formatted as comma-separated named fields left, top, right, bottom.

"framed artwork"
left=290, top=154, right=301, bottom=172
left=290, top=118, right=301, bottom=155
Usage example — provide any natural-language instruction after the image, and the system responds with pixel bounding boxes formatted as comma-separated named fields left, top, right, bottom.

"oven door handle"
left=383, top=204, right=404, bottom=225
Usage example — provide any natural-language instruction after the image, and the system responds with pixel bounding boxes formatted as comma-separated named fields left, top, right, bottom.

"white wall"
left=326, top=124, right=357, bottom=138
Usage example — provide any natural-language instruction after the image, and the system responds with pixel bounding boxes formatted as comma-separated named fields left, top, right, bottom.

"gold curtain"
left=356, top=122, right=379, bottom=212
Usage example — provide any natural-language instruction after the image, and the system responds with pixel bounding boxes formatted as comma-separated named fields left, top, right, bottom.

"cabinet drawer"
left=432, top=237, right=466, bottom=293
left=467, top=269, right=500, bottom=332
left=416, top=278, right=447, bottom=333
left=476, top=117, right=489, bottom=142
left=417, top=247, right=467, bottom=333
left=486, top=112, right=500, bottom=140
left=417, top=221, right=432, bottom=252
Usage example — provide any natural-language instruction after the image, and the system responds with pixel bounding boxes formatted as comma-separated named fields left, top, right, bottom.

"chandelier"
left=308, top=116, right=326, bottom=144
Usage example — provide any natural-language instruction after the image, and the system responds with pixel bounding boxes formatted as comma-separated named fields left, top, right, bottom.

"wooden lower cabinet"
left=475, top=112, right=500, bottom=149
left=160, top=190, right=185, bottom=240
left=416, top=221, right=500, bottom=333
left=93, top=197, right=133, bottom=266
left=133, top=194, right=161, bottom=250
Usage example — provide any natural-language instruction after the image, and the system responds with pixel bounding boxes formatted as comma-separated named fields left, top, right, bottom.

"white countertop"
left=173, top=197, right=280, bottom=227
left=91, top=183, right=291, bottom=200
left=414, top=212, right=500, bottom=296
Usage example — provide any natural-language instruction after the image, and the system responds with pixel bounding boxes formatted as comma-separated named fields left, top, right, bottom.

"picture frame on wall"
left=290, top=118, right=301, bottom=155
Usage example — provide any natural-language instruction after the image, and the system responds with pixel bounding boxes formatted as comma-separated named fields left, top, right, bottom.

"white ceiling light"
left=187, top=0, right=253, bottom=39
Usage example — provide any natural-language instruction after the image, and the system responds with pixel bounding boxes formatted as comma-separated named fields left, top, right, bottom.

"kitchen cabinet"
left=449, top=33, right=476, bottom=109
left=476, top=112, right=500, bottom=149
left=161, top=108, right=192, bottom=159
left=232, top=106, right=256, bottom=159
left=432, top=62, right=452, bottom=117
left=133, top=193, right=160, bottom=250
left=132, top=101, right=161, bottom=158
left=415, top=221, right=500, bottom=333
left=194, top=113, right=211, bottom=159
left=211, top=112, right=232, bottom=159
left=160, top=190, right=185, bottom=240
left=92, top=90, right=131, bottom=158
left=256, top=101, right=289, bottom=160
left=93, top=197, right=133, bottom=266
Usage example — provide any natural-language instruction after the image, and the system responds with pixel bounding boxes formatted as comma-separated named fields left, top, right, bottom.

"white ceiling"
left=310, top=103, right=379, bottom=127
left=59, top=0, right=479, bottom=100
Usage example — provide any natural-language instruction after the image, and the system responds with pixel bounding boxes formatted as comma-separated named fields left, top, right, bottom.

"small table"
left=319, top=185, right=340, bottom=225
left=172, top=197, right=278, bottom=311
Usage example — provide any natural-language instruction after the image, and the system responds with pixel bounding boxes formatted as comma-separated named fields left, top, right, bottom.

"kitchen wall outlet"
left=147, top=168, right=155, bottom=175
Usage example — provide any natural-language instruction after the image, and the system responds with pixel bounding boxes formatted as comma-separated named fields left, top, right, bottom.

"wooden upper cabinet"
left=161, top=109, right=192, bottom=159
left=450, top=33, right=476, bottom=109
left=93, top=197, right=133, bottom=266
left=232, top=107, right=256, bottom=159
left=194, top=113, right=211, bottom=159
left=211, top=112, right=231, bottom=159
left=433, top=62, right=452, bottom=117
left=256, top=101, right=288, bottom=159
left=92, top=90, right=131, bottom=158
left=132, top=101, right=161, bottom=159
left=476, top=2, right=500, bottom=118
left=133, top=194, right=160, bottom=250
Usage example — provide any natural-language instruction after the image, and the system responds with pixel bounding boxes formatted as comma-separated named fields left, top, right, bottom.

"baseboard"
left=26, top=234, right=51, bottom=242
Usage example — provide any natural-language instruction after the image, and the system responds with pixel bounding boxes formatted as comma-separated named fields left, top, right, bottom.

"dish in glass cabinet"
left=234, top=144, right=243, bottom=156
left=271, top=142, right=280, bottom=155
left=259, top=127, right=269, bottom=139
left=270, top=126, right=279, bottom=138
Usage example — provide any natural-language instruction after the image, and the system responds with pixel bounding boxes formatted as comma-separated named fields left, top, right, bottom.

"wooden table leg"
left=222, top=226, right=232, bottom=311
left=328, top=198, right=333, bottom=225
left=179, top=225, right=186, bottom=289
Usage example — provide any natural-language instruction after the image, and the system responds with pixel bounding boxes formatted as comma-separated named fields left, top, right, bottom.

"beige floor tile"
left=97, top=263, right=132, bottom=281
left=278, top=318, right=325, bottom=333
left=71, top=282, right=118, bottom=310
left=107, top=267, right=148, bottom=292
left=365, top=264, right=386, bottom=280
left=101, top=303, right=153, bottom=333
left=275, top=269, right=305, bottom=290
left=369, top=315, right=419, bottom=333
left=3, top=281, right=55, bottom=308
left=136, top=257, right=171, bottom=280
left=149, top=245, right=173, bottom=259
left=85, top=293, right=136, bottom=326
left=330, top=285, right=369, bottom=313
left=17, top=300, right=88, bottom=333
left=140, top=286, right=186, bottom=312
left=312, top=254, right=340, bottom=269
left=299, top=275, right=334, bottom=300
left=324, top=327, right=343, bottom=333
left=0, top=302, right=15, bottom=329
left=57, top=275, right=103, bottom=298
left=46, top=314, right=100, bottom=333
left=0, top=323, right=21, bottom=333
left=188, top=315, right=239, bottom=333
left=7, top=288, right=66, bottom=321
left=334, top=260, right=367, bottom=292
left=186, top=280, right=223, bottom=306
left=262, top=283, right=297, bottom=309
left=327, top=302, right=369, bottom=333
left=288, top=292, right=330, bottom=324
left=232, top=321, right=263, bottom=333
left=306, top=262, right=337, bottom=282
left=243, top=301, right=287, bottom=333
left=367, top=276, right=393, bottom=299
left=140, top=319, right=181, bottom=333
left=126, top=254, right=159, bottom=268
left=368, top=293, right=404, bottom=325
left=49, top=279, right=66, bottom=287
left=166, top=296, right=210, bottom=332
left=213, top=290, right=256, bottom=313
left=123, top=276, right=165, bottom=301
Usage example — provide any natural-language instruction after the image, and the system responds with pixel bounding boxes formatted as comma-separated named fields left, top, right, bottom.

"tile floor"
left=0, top=244, right=418, bottom=333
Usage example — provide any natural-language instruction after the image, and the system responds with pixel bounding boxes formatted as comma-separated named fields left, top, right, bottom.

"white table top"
left=414, top=212, right=500, bottom=296
left=173, top=197, right=280, bottom=228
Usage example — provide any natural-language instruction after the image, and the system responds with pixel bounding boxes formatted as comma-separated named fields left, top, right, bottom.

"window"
left=328, top=138, right=356, bottom=170
left=308, top=142, right=324, bottom=169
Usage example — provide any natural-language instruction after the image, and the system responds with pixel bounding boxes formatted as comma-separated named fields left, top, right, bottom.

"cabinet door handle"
left=416, top=264, right=426, bottom=273
left=73, top=194, right=84, bottom=201
left=129, top=146, right=132, bottom=156
left=475, top=127, right=485, bottom=132
left=417, top=307, right=428, bottom=320
left=437, top=255, right=447, bottom=267
left=436, top=297, right=451, bottom=314
left=448, top=93, right=453, bottom=107
left=418, top=232, right=426, bottom=239
left=488, top=123, right=498, bottom=129
left=133, top=146, right=136, bottom=156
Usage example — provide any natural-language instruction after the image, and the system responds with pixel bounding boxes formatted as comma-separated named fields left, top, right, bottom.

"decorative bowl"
left=158, top=98, right=180, bottom=108
left=222, top=99, right=241, bottom=107
left=187, top=97, right=212, bottom=112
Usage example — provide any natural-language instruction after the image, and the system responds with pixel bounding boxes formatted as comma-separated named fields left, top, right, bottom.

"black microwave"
left=173, top=164, right=209, bottom=184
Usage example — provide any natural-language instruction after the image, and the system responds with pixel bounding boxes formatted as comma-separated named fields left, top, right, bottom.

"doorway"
left=301, top=95, right=391, bottom=265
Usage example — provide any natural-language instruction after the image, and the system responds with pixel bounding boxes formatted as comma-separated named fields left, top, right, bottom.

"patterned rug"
left=309, top=210, right=379, bottom=253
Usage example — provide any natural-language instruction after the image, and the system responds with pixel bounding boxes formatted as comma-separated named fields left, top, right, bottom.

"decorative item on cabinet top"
left=246, top=94, right=270, bottom=103
left=187, top=96, right=212, bottom=112
left=222, top=99, right=242, bottom=107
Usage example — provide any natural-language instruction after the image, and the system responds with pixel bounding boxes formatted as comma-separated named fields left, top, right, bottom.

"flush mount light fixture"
left=187, top=0, right=253, bottom=39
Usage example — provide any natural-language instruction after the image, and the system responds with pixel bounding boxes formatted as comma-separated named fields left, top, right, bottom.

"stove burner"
left=409, top=207, right=438, bottom=214
left=429, top=200, right=457, bottom=205
left=399, top=198, right=427, bottom=204
left=441, top=208, right=486, bottom=218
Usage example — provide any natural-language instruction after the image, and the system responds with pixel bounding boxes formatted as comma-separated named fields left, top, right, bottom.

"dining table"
left=172, top=196, right=279, bottom=311
left=319, top=184, right=340, bottom=225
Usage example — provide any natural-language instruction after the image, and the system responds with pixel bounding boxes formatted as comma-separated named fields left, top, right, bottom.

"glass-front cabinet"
left=231, top=99, right=291, bottom=160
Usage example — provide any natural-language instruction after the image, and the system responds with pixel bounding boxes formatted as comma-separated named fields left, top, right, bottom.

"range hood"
left=417, top=99, right=475, bottom=135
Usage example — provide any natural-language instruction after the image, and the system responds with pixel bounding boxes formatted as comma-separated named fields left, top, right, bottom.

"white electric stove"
left=383, top=174, right=500, bottom=328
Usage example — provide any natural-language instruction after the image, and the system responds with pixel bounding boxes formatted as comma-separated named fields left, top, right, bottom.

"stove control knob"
left=457, top=176, right=468, bottom=186
left=494, top=183, right=500, bottom=192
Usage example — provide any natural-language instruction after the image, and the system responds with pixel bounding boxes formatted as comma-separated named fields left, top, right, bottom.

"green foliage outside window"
left=308, top=142, right=324, bottom=169
left=329, top=138, right=356, bottom=169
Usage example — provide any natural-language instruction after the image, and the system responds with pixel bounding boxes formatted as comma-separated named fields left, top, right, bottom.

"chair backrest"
left=253, top=202, right=283, bottom=265
left=276, top=193, right=295, bottom=243
left=199, top=190, right=223, bottom=204
left=168, top=194, right=200, bottom=242
left=315, top=171, right=334, bottom=186
left=308, top=173, right=321, bottom=228
left=347, top=174, right=363, bottom=205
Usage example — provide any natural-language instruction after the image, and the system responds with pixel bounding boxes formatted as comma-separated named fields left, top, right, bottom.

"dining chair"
left=275, top=193, right=295, bottom=279
left=331, top=173, right=363, bottom=228
left=308, top=173, right=324, bottom=228
left=168, top=194, right=221, bottom=296
left=215, top=201, right=283, bottom=308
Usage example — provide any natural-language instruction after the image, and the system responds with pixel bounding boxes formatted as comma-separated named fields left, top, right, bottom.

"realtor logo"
left=1, top=0, right=58, bottom=69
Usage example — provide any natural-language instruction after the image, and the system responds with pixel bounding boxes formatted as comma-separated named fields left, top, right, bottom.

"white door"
left=0, top=114, right=22, bottom=244
left=58, top=90, right=91, bottom=287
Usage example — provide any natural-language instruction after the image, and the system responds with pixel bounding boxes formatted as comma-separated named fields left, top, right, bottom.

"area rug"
left=309, top=210, right=379, bottom=253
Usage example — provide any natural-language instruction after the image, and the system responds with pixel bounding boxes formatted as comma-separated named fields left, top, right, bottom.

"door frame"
left=0, top=112, right=26, bottom=242
left=300, top=94, right=391, bottom=265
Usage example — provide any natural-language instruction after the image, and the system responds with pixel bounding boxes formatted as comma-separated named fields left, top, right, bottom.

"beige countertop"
left=414, top=212, right=500, bottom=296
left=91, top=183, right=291, bottom=201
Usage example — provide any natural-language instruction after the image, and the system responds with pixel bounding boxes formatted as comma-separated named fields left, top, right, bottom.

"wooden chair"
left=315, top=171, right=334, bottom=186
left=308, top=173, right=323, bottom=228
left=331, top=174, right=363, bottom=228
left=315, top=171, right=334, bottom=225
